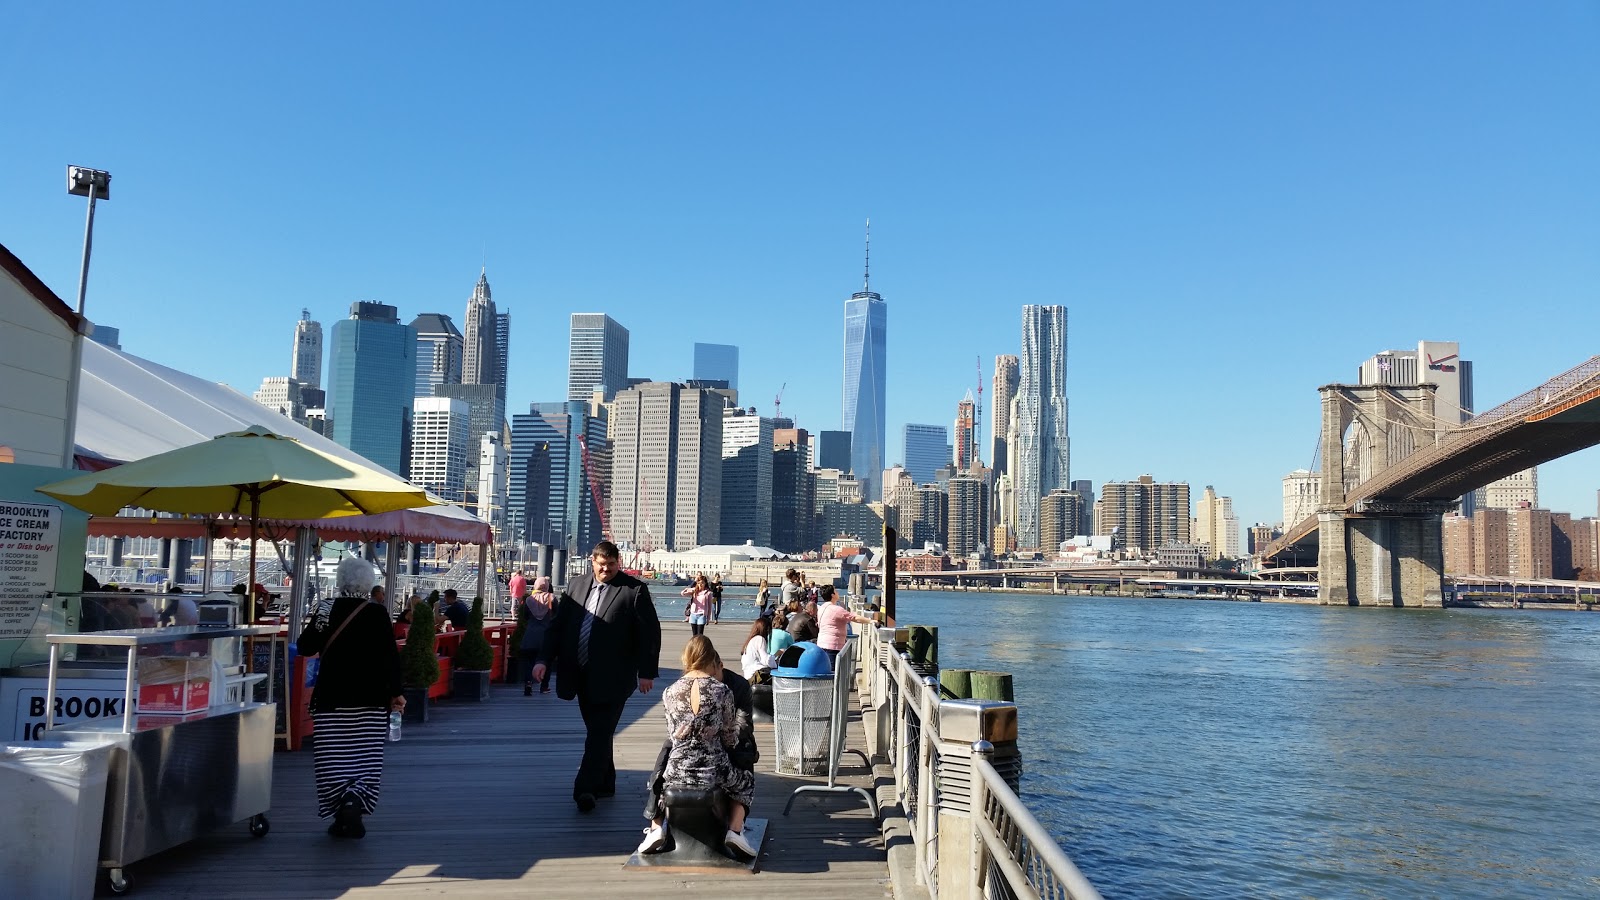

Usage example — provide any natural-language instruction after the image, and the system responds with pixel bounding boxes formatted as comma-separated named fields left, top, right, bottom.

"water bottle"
left=388, top=710, right=402, bottom=742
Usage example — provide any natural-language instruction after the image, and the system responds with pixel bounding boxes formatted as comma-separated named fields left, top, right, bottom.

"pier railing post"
left=935, top=700, right=1020, bottom=900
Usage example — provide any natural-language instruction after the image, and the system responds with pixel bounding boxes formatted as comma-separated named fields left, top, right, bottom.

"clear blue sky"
left=3, top=2, right=1597, bottom=529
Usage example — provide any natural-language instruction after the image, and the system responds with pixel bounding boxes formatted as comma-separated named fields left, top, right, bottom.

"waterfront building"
left=89, top=324, right=121, bottom=350
left=911, top=484, right=947, bottom=549
left=1015, top=305, right=1070, bottom=548
left=411, top=312, right=464, bottom=399
left=822, top=501, right=884, bottom=546
left=327, top=301, right=416, bottom=476
left=462, top=270, right=499, bottom=388
left=568, top=313, right=630, bottom=403
left=693, top=342, right=739, bottom=391
left=771, top=427, right=814, bottom=553
left=816, top=430, right=852, bottom=473
left=433, top=382, right=506, bottom=500
left=1471, top=507, right=1510, bottom=576
left=509, top=400, right=609, bottom=557
left=608, top=381, right=723, bottom=552
left=1549, top=512, right=1576, bottom=580
left=1442, top=513, right=1473, bottom=574
left=903, top=423, right=948, bottom=487
left=1482, top=468, right=1539, bottom=509
left=1282, top=469, right=1319, bottom=527
left=1193, top=486, right=1241, bottom=560
left=842, top=257, right=887, bottom=501
left=1246, top=523, right=1281, bottom=556
left=721, top=407, right=775, bottom=546
left=1507, top=504, right=1553, bottom=580
left=478, top=432, right=510, bottom=546
left=1567, top=517, right=1600, bottom=578
left=1096, top=475, right=1190, bottom=555
left=1071, top=479, right=1096, bottom=536
left=1039, top=488, right=1086, bottom=555
left=947, top=474, right=989, bottom=558
left=991, top=354, right=1019, bottom=478
left=1156, top=543, right=1206, bottom=569
left=410, top=396, right=471, bottom=502
left=253, top=376, right=306, bottom=424
left=953, top=392, right=978, bottom=470
left=292, top=309, right=322, bottom=390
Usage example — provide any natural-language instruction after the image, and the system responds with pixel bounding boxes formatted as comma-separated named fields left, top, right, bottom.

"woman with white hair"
left=295, top=556, right=404, bottom=839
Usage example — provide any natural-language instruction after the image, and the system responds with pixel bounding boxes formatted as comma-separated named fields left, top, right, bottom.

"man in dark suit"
left=533, top=541, right=662, bottom=813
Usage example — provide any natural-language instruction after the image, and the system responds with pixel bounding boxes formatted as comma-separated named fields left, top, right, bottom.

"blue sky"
left=3, top=2, right=1597, bottom=529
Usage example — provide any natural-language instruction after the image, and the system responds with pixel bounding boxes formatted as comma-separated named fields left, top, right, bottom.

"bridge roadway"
left=132, top=620, right=890, bottom=898
left=1263, top=356, right=1600, bottom=563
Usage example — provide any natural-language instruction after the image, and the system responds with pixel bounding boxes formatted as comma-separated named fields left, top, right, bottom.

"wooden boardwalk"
left=126, top=620, right=891, bottom=898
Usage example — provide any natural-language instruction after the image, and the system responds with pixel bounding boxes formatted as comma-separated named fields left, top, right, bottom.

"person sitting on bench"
left=638, top=636, right=758, bottom=859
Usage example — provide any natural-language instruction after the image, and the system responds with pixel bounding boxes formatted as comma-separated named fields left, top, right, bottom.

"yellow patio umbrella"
left=38, top=425, right=439, bottom=603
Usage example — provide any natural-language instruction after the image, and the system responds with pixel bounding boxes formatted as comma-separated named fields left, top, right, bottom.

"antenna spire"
left=863, top=217, right=871, bottom=292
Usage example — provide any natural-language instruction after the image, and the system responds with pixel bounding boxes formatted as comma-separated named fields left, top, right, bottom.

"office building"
left=478, top=432, right=510, bottom=545
left=253, top=377, right=305, bottom=424
left=1071, top=479, right=1095, bottom=536
left=1282, top=469, right=1319, bottom=527
left=721, top=407, right=775, bottom=546
left=1193, top=486, right=1241, bottom=560
left=772, top=428, right=814, bottom=553
left=1483, top=468, right=1539, bottom=509
left=433, top=383, right=506, bottom=499
left=410, top=397, right=471, bottom=502
left=292, top=309, right=322, bottom=390
left=991, top=355, right=1019, bottom=478
left=1040, top=489, right=1086, bottom=554
left=822, top=502, right=884, bottom=546
left=953, top=391, right=977, bottom=470
left=411, top=313, right=464, bottom=399
left=1507, top=505, right=1553, bottom=580
left=1247, top=524, right=1281, bottom=556
left=1359, top=340, right=1476, bottom=514
left=568, top=313, right=630, bottom=402
left=608, top=382, right=723, bottom=551
left=816, top=431, right=852, bottom=472
left=509, top=400, right=609, bottom=557
left=883, top=466, right=916, bottom=541
left=813, top=468, right=845, bottom=514
left=462, top=270, right=499, bottom=387
left=89, top=325, right=121, bottom=351
left=495, top=310, right=511, bottom=392
left=843, top=273, right=887, bottom=501
left=903, top=424, right=948, bottom=487
left=911, top=484, right=947, bottom=548
left=327, top=301, right=416, bottom=476
left=1096, top=476, right=1191, bottom=554
left=947, top=474, right=989, bottom=558
left=693, top=343, right=739, bottom=391
left=1015, top=305, right=1070, bottom=548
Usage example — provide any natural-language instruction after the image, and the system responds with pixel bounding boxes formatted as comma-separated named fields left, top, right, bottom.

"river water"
left=895, top=590, right=1600, bottom=899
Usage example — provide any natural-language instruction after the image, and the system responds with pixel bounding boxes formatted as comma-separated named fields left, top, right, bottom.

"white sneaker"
left=724, top=827, right=757, bottom=859
left=637, top=821, right=670, bottom=855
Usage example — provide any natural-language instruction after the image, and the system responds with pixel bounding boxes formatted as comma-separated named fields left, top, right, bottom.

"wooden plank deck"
left=124, top=620, right=891, bottom=898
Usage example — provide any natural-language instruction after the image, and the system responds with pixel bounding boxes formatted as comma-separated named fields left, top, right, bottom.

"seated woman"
left=768, top=611, right=795, bottom=657
left=739, top=617, right=774, bottom=681
left=639, top=636, right=758, bottom=859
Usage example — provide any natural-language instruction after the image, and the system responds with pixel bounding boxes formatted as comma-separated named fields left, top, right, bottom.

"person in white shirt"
left=739, top=617, right=774, bottom=680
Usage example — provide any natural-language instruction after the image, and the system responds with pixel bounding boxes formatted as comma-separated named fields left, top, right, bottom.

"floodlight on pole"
left=60, top=165, right=112, bottom=468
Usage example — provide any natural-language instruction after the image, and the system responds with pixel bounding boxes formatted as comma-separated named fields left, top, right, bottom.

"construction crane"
left=774, top=382, right=787, bottom=420
left=575, top=434, right=610, bottom=541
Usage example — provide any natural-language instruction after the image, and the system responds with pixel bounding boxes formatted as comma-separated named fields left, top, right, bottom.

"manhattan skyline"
left=3, top=3, right=1597, bottom=529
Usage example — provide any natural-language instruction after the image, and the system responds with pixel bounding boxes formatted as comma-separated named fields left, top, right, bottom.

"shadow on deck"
left=119, top=622, right=889, bottom=898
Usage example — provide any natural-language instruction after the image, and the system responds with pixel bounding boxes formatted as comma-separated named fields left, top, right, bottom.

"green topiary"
left=454, top=596, right=495, bottom=671
left=401, top=597, right=440, bottom=689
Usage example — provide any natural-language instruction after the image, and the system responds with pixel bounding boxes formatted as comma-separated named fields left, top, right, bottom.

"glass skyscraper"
left=328, top=301, right=417, bottom=477
left=693, top=342, right=739, bottom=391
left=411, top=313, right=463, bottom=399
left=509, top=401, right=607, bottom=557
left=843, top=290, right=887, bottom=501
left=903, top=423, right=949, bottom=486
left=568, top=313, right=630, bottom=402
left=1016, top=305, right=1069, bottom=548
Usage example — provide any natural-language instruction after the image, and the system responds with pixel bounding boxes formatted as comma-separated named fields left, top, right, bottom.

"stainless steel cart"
left=43, top=625, right=278, bottom=894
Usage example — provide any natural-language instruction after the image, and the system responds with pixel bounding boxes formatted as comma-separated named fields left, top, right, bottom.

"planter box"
left=451, top=669, right=492, bottom=702
left=402, top=687, right=430, bottom=724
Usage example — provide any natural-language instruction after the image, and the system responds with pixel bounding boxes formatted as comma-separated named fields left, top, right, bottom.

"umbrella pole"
left=249, top=492, right=260, bottom=623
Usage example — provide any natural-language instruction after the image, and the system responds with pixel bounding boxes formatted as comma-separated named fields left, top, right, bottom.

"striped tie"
left=578, top=583, right=602, bottom=665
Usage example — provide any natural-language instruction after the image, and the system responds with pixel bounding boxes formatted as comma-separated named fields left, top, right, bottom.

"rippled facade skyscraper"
left=1015, top=305, right=1069, bottom=548
left=843, top=224, right=887, bottom=502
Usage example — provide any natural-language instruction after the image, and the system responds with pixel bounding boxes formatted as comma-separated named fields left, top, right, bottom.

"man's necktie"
left=578, top=583, right=602, bottom=665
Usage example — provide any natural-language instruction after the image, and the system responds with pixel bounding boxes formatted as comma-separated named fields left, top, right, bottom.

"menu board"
left=0, top=502, right=61, bottom=639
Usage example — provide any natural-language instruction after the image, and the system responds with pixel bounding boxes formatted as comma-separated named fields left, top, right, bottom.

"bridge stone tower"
left=1316, top=383, right=1447, bottom=607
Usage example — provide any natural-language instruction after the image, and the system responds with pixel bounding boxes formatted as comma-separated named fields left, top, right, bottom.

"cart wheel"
left=249, top=814, right=270, bottom=837
left=107, top=868, right=132, bottom=894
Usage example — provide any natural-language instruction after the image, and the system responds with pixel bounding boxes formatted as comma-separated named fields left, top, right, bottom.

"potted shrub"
left=400, top=597, right=440, bottom=723
left=451, top=596, right=494, bottom=701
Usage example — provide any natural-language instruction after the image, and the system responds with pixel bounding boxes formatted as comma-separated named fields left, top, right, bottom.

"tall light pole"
left=61, top=165, right=112, bottom=468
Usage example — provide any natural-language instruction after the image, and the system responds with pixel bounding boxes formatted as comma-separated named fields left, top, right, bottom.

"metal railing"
left=857, top=617, right=1102, bottom=900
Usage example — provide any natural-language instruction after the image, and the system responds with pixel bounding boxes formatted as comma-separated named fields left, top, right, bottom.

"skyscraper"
left=947, top=474, right=989, bottom=558
left=721, top=407, right=775, bottom=546
left=509, top=400, right=609, bottom=557
left=292, top=309, right=322, bottom=390
left=771, top=427, right=814, bottom=553
left=494, top=310, right=511, bottom=393
left=1095, top=475, right=1190, bottom=554
left=411, top=313, right=464, bottom=399
left=410, top=397, right=471, bottom=502
left=991, top=355, right=1019, bottom=477
left=1040, top=488, right=1086, bottom=552
left=842, top=226, right=887, bottom=501
left=1483, top=468, right=1539, bottom=509
left=327, top=302, right=416, bottom=476
left=903, top=424, right=948, bottom=486
left=953, top=391, right=977, bottom=470
left=816, top=431, right=852, bottom=472
left=1193, top=485, right=1241, bottom=560
left=462, top=270, right=499, bottom=387
left=1015, top=305, right=1069, bottom=548
left=693, top=343, right=740, bottom=391
left=568, top=314, right=630, bottom=402
left=608, top=382, right=723, bottom=551
left=433, top=383, right=507, bottom=504
left=1359, top=340, right=1479, bottom=515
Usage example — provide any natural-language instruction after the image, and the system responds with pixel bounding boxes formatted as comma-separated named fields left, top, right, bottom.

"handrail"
left=855, top=612, right=1102, bottom=900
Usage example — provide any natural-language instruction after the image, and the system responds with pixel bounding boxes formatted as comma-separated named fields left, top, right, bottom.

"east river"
left=895, top=590, right=1600, bottom=899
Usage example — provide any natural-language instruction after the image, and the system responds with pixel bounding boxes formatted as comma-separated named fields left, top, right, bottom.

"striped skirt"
left=311, top=708, right=388, bottom=818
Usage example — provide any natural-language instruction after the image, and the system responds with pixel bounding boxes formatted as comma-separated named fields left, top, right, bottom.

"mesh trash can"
left=0, top=740, right=117, bottom=900
left=771, top=642, right=834, bottom=776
